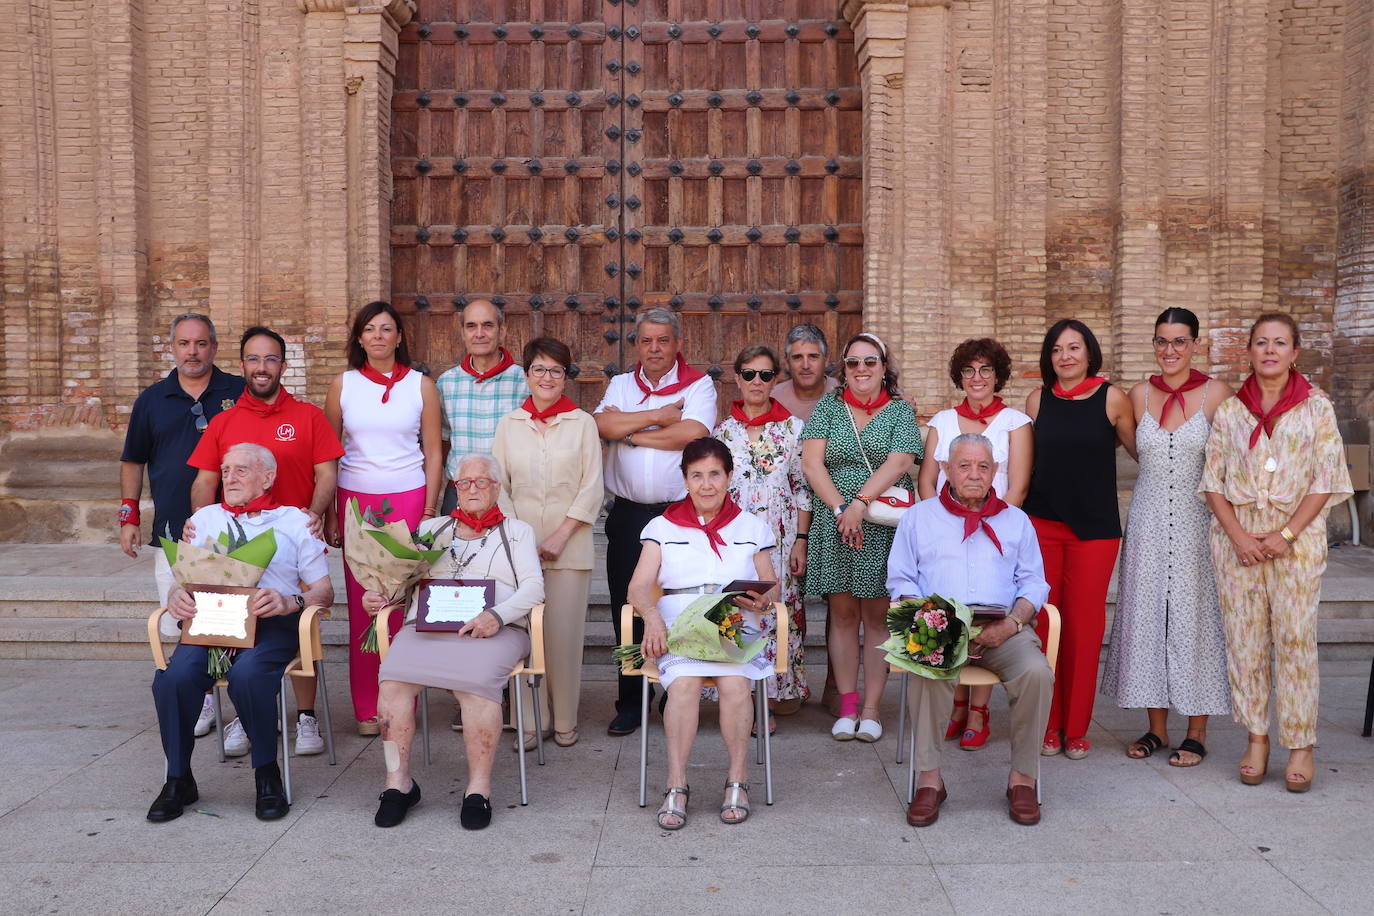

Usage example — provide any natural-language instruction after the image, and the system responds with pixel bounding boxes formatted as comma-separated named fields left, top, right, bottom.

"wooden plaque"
left=415, top=578, right=496, bottom=632
left=180, top=584, right=259, bottom=649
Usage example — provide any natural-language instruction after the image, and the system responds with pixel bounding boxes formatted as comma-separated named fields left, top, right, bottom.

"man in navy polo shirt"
left=120, top=313, right=244, bottom=552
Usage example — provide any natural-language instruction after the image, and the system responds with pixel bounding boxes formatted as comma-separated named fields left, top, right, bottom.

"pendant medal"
left=1263, top=456, right=1278, bottom=473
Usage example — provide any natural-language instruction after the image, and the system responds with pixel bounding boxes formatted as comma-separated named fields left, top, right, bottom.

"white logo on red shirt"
left=275, top=423, right=297, bottom=442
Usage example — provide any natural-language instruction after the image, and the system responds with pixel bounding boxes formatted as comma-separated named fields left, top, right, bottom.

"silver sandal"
left=656, top=785, right=690, bottom=830
left=720, top=781, right=750, bottom=825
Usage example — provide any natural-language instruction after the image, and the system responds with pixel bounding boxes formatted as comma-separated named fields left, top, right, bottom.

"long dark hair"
left=347, top=301, right=412, bottom=370
left=1038, top=319, right=1103, bottom=388
left=837, top=332, right=902, bottom=399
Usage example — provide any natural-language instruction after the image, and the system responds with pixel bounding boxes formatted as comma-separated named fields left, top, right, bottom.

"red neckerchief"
left=234, top=387, right=295, bottom=417
left=662, top=496, right=743, bottom=557
left=220, top=492, right=280, bottom=517
left=1052, top=376, right=1108, bottom=399
left=938, top=483, right=1009, bottom=555
left=450, top=504, right=506, bottom=535
left=460, top=348, right=516, bottom=384
left=1236, top=370, right=1312, bottom=449
left=842, top=387, right=892, bottom=416
left=359, top=362, right=411, bottom=403
left=523, top=395, right=578, bottom=424
left=954, top=397, right=1006, bottom=426
left=729, top=398, right=793, bottom=428
left=635, top=353, right=707, bottom=404
left=1149, top=369, right=1209, bottom=425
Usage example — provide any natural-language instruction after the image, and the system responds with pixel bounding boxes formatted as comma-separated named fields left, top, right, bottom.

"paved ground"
left=2, top=657, right=1372, bottom=915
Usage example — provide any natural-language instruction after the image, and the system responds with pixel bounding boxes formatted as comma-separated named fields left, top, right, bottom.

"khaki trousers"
left=518, top=567, right=591, bottom=735
left=907, top=626, right=1054, bottom=778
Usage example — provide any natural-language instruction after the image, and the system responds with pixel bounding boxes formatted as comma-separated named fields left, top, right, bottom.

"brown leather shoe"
left=906, top=785, right=948, bottom=827
left=1006, top=784, right=1040, bottom=825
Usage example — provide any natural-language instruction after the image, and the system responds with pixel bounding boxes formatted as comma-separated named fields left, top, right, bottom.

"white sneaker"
left=294, top=714, right=325, bottom=756
left=193, top=694, right=217, bottom=738
left=223, top=717, right=250, bottom=757
left=856, top=718, right=883, bottom=743
left=831, top=716, right=859, bottom=741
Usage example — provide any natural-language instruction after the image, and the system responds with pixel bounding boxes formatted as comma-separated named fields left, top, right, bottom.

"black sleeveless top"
left=1023, top=384, right=1121, bottom=540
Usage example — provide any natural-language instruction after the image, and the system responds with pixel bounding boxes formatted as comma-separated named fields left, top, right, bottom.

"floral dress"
left=706, top=414, right=810, bottom=701
left=801, top=393, right=923, bottom=598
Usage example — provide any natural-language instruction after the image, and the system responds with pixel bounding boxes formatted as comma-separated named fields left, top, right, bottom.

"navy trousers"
left=605, top=497, right=669, bottom=709
left=152, top=616, right=300, bottom=776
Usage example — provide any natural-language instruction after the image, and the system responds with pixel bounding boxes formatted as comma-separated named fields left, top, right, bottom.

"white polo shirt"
left=595, top=362, right=717, bottom=505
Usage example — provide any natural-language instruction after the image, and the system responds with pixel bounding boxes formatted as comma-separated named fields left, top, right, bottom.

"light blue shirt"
left=886, top=495, right=1050, bottom=611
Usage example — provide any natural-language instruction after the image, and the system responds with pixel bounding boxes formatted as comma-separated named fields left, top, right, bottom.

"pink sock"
left=838, top=692, right=861, bottom=719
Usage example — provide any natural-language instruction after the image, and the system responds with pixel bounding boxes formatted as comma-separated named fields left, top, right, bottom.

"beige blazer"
left=492, top=406, right=604, bottom=570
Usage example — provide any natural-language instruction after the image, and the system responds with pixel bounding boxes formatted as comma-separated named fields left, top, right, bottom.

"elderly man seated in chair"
left=147, top=442, right=333, bottom=823
left=887, top=433, right=1052, bottom=827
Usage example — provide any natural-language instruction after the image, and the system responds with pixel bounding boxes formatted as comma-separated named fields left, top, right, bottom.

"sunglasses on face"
left=843, top=356, right=882, bottom=369
left=190, top=401, right=207, bottom=431
left=738, top=369, right=777, bottom=382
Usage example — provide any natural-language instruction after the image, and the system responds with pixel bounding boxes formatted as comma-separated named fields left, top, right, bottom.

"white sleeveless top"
left=338, top=368, right=425, bottom=492
left=928, top=405, right=1032, bottom=499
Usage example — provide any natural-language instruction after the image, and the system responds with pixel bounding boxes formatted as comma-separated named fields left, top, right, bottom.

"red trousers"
left=1030, top=516, right=1119, bottom=741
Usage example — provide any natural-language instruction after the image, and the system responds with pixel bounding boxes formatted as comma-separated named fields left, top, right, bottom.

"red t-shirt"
left=188, top=390, right=344, bottom=510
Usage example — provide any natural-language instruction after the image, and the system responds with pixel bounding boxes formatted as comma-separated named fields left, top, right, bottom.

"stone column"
left=844, top=0, right=952, bottom=408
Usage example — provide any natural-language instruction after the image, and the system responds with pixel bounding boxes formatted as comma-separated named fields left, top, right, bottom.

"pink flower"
left=924, top=650, right=945, bottom=666
left=921, top=609, right=948, bottom=631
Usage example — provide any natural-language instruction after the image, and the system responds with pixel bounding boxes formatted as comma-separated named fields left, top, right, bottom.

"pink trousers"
left=339, top=484, right=427, bottom=722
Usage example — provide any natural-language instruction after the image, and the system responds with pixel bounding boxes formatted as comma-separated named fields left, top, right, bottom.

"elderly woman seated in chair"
left=362, top=453, right=544, bottom=830
left=630, top=436, right=780, bottom=830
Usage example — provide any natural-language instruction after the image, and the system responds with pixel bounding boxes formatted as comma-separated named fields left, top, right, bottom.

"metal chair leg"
left=214, top=685, right=226, bottom=763
left=760, top=686, right=774, bottom=805
left=530, top=675, right=545, bottom=766
left=279, top=674, right=293, bottom=805
left=513, top=675, right=529, bottom=806
left=755, top=687, right=765, bottom=765
left=420, top=687, right=431, bottom=766
left=638, top=681, right=650, bottom=808
left=895, top=672, right=908, bottom=765
left=906, top=717, right=917, bottom=805
left=315, top=660, right=336, bottom=766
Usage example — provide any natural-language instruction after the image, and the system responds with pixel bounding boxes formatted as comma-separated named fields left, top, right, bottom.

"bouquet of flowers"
left=160, top=518, right=277, bottom=678
left=878, top=594, right=979, bottom=681
left=343, top=497, right=446, bottom=654
left=614, top=592, right=766, bottom=670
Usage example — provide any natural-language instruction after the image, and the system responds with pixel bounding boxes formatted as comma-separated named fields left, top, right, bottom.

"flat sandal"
left=720, top=781, right=751, bottom=825
left=656, top=785, right=690, bottom=830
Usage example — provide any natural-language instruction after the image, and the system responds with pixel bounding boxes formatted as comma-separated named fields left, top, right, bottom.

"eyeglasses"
left=243, top=355, right=283, bottom=367
left=1152, top=337, right=1195, bottom=351
left=738, top=369, right=777, bottom=382
left=843, top=356, right=882, bottom=369
left=528, top=365, right=567, bottom=379
left=960, top=365, right=995, bottom=379
left=190, top=401, right=207, bottom=431
left=454, top=477, right=497, bottom=491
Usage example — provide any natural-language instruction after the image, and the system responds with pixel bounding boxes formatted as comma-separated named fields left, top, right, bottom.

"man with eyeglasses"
left=187, top=326, right=344, bottom=757
left=120, top=313, right=244, bottom=560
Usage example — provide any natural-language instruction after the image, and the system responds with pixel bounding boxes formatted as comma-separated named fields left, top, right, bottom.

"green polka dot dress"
left=801, top=394, right=923, bottom=598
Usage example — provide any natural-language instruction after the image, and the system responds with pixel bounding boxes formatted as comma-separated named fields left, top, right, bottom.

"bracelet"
left=1280, top=526, right=1297, bottom=544
left=796, top=531, right=809, bottom=540
left=119, top=499, right=141, bottom=528
left=421, top=507, right=437, bottom=518
left=855, top=494, right=873, bottom=505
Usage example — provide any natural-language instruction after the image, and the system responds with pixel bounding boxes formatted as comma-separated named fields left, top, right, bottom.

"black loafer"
left=147, top=775, right=199, bottom=823
left=460, top=793, right=492, bottom=830
left=374, top=781, right=421, bottom=828
left=254, top=762, right=290, bottom=821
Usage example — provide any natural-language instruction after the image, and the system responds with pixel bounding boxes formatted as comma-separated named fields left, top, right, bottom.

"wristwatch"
left=623, top=432, right=636, bottom=448
left=292, top=594, right=305, bottom=611
left=1008, top=616, right=1024, bottom=635
left=833, top=503, right=849, bottom=518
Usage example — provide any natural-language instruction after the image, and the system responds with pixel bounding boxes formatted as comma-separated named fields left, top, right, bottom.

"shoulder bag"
left=844, top=400, right=915, bottom=527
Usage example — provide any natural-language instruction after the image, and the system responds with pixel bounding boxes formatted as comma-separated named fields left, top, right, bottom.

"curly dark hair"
left=947, top=338, right=1013, bottom=392
left=680, top=436, right=734, bottom=475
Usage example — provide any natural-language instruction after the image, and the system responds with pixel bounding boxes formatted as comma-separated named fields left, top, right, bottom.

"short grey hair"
left=454, top=452, right=502, bottom=482
left=635, top=307, right=680, bottom=338
left=785, top=323, right=828, bottom=359
left=225, top=442, right=277, bottom=473
left=947, top=433, right=995, bottom=462
left=170, top=313, right=217, bottom=344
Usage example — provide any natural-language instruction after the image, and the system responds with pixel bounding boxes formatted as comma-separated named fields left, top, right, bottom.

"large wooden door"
left=391, top=0, right=862, bottom=410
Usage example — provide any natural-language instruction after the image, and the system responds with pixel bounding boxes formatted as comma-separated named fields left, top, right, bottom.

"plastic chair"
left=376, top=603, right=546, bottom=805
left=619, top=600, right=790, bottom=809
left=893, top=603, right=1062, bottom=804
left=147, top=605, right=337, bottom=805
